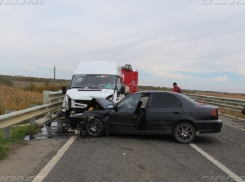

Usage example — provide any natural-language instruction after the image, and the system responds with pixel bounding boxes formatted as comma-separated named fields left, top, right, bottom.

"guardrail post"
left=30, top=117, right=36, bottom=126
left=30, top=105, right=37, bottom=126
left=4, top=110, right=15, bottom=139
left=4, top=127, right=11, bottom=139
left=46, top=111, right=51, bottom=119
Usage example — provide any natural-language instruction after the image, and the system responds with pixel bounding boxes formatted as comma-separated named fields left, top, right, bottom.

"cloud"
left=210, top=76, right=228, bottom=82
left=0, top=0, right=244, bottom=92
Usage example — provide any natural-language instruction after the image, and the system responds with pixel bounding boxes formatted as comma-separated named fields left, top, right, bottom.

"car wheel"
left=85, top=118, right=105, bottom=137
left=174, top=123, right=196, bottom=144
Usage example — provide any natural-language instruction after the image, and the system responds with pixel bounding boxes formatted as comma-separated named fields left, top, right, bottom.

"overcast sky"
left=0, top=0, right=244, bottom=93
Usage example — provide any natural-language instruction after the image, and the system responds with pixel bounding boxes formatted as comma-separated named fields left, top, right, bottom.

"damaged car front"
left=76, top=98, right=115, bottom=136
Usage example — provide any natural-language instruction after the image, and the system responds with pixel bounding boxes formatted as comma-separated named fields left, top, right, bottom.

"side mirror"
left=106, top=104, right=114, bottom=109
left=62, top=86, right=67, bottom=94
left=119, top=85, right=125, bottom=94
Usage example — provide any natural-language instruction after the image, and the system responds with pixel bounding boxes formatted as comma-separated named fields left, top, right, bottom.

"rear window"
left=150, top=93, right=182, bottom=108
left=177, top=94, right=198, bottom=106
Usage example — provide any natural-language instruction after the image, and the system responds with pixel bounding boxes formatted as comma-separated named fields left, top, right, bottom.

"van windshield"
left=70, top=75, right=117, bottom=89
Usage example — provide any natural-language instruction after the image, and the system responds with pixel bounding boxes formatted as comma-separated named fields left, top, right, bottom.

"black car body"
left=80, top=91, right=222, bottom=144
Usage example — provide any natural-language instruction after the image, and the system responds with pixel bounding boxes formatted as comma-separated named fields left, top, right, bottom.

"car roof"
left=136, top=91, right=178, bottom=95
left=134, top=91, right=198, bottom=106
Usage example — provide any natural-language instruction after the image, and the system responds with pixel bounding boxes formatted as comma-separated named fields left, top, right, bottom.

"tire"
left=174, top=122, right=196, bottom=144
left=85, top=118, right=105, bottom=137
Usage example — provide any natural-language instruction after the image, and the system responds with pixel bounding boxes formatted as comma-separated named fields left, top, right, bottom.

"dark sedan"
left=80, top=91, right=222, bottom=144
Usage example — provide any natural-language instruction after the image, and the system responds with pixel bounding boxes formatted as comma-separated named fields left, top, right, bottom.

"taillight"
left=211, top=109, right=218, bottom=118
left=198, top=102, right=204, bottom=106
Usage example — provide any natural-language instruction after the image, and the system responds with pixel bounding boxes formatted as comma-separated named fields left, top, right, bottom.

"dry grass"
left=12, top=81, right=68, bottom=88
left=195, top=92, right=245, bottom=100
left=0, top=85, right=43, bottom=115
left=12, top=81, right=46, bottom=87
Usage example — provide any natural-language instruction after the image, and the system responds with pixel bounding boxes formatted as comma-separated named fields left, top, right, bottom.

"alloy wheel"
left=177, top=125, right=193, bottom=141
left=174, top=123, right=196, bottom=144
left=87, top=119, right=101, bottom=136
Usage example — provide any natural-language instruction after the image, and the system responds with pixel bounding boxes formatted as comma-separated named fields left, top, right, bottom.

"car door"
left=108, top=93, right=142, bottom=133
left=146, top=93, right=183, bottom=133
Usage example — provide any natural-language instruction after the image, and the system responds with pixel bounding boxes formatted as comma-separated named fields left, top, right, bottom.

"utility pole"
left=54, top=66, right=56, bottom=84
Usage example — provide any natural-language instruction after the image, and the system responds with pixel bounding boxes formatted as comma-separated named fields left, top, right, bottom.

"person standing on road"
left=172, top=82, right=182, bottom=94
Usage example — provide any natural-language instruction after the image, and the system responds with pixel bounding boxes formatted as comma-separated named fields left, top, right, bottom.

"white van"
left=62, top=61, right=125, bottom=118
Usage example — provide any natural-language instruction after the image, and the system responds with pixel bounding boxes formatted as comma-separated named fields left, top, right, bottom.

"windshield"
left=70, top=74, right=117, bottom=89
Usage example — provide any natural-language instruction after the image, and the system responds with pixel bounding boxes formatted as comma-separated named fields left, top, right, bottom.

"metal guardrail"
left=184, top=93, right=245, bottom=118
left=0, top=90, right=64, bottom=139
left=43, top=90, right=64, bottom=104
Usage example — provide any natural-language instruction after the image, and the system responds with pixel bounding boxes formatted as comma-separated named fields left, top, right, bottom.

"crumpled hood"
left=87, top=98, right=114, bottom=109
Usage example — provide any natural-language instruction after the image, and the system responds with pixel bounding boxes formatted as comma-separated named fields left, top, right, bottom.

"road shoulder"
left=0, top=138, right=67, bottom=182
left=220, top=115, right=245, bottom=131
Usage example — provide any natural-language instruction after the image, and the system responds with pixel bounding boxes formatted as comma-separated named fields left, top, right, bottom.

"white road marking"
left=190, top=143, right=245, bottom=182
left=31, top=135, right=77, bottom=182
left=224, top=123, right=245, bottom=132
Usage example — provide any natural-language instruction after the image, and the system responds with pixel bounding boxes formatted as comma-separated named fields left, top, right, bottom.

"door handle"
left=127, top=113, right=132, bottom=116
left=174, top=112, right=181, bottom=114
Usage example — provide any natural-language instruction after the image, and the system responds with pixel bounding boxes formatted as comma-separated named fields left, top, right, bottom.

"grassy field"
left=12, top=80, right=69, bottom=88
left=0, top=85, right=43, bottom=115
left=195, top=92, right=245, bottom=100
left=13, top=81, right=48, bottom=87
left=0, top=78, right=68, bottom=115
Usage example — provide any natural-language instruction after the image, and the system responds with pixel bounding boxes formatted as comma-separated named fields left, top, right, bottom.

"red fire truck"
left=121, top=64, right=138, bottom=94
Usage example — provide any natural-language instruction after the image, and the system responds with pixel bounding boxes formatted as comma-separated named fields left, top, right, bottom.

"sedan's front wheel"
left=174, top=123, right=196, bottom=144
left=85, top=118, right=105, bottom=137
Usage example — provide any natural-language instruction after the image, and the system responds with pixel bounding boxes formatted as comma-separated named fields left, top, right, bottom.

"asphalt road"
left=41, top=115, right=245, bottom=182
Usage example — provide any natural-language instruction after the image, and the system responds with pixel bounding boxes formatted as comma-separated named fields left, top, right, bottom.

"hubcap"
left=87, top=120, right=101, bottom=135
left=177, top=125, right=193, bottom=141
